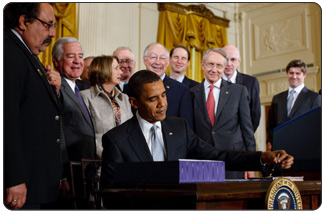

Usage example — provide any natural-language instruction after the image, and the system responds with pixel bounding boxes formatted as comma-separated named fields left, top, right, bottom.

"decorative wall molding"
left=238, top=3, right=273, bottom=13
left=258, top=67, right=319, bottom=105
left=157, top=3, right=230, bottom=27
left=254, top=13, right=306, bottom=59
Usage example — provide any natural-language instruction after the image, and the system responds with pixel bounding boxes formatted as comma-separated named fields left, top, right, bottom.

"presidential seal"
left=265, top=178, right=302, bottom=209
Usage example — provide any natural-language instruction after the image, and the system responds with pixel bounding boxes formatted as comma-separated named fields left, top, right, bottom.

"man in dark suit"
left=191, top=48, right=256, bottom=179
left=143, top=42, right=193, bottom=128
left=4, top=3, right=66, bottom=209
left=169, top=45, right=199, bottom=88
left=267, top=59, right=321, bottom=150
left=52, top=37, right=96, bottom=208
left=100, top=70, right=294, bottom=191
left=222, top=45, right=261, bottom=132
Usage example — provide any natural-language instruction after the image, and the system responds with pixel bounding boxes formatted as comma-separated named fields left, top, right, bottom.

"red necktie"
left=206, top=85, right=215, bottom=126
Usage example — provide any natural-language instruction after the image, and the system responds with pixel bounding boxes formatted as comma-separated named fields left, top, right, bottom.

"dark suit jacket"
left=235, top=71, right=261, bottom=132
left=76, top=79, right=90, bottom=91
left=101, top=116, right=262, bottom=185
left=163, top=75, right=193, bottom=128
left=4, top=29, right=63, bottom=203
left=191, top=80, right=256, bottom=178
left=60, top=78, right=96, bottom=161
left=267, top=86, right=321, bottom=144
left=182, top=76, right=199, bottom=88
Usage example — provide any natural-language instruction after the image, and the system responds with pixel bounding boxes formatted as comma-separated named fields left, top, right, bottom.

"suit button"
left=212, top=131, right=215, bottom=135
left=56, top=139, right=60, bottom=143
left=55, top=115, right=60, bottom=121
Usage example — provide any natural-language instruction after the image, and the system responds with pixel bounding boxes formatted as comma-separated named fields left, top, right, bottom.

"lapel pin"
left=166, top=85, right=170, bottom=89
left=37, top=69, right=43, bottom=76
left=169, top=132, right=173, bottom=135
left=226, top=91, right=229, bottom=94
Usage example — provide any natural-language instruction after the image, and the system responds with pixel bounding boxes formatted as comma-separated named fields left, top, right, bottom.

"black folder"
left=272, top=107, right=321, bottom=171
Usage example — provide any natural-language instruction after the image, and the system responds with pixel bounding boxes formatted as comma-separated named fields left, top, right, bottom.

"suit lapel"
left=215, top=80, right=231, bottom=124
left=289, top=87, right=307, bottom=117
left=161, top=120, right=175, bottom=161
left=193, top=83, right=211, bottom=125
left=127, top=117, right=154, bottom=161
left=7, top=30, right=60, bottom=109
left=61, top=78, right=93, bottom=129
left=235, top=71, right=244, bottom=84
left=279, top=91, right=289, bottom=117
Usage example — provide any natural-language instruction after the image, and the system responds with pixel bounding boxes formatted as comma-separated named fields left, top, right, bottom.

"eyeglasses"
left=34, top=17, right=56, bottom=31
left=227, top=58, right=239, bottom=63
left=119, top=59, right=134, bottom=65
left=145, top=54, right=168, bottom=63
left=204, top=63, right=225, bottom=70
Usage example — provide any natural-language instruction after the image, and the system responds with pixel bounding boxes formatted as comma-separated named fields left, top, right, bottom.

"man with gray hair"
left=52, top=37, right=96, bottom=208
left=143, top=42, right=193, bottom=128
left=190, top=48, right=256, bottom=179
left=113, top=46, right=136, bottom=92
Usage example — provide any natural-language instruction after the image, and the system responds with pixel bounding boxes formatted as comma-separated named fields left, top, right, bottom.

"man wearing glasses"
left=4, top=3, right=66, bottom=209
left=190, top=48, right=256, bottom=179
left=222, top=44, right=261, bottom=132
left=143, top=42, right=193, bottom=129
left=113, top=46, right=136, bottom=93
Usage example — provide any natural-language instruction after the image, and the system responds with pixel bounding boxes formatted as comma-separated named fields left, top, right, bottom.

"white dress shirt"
left=136, top=111, right=165, bottom=155
left=170, top=74, right=185, bottom=83
left=204, top=79, right=221, bottom=115
left=222, top=70, right=238, bottom=83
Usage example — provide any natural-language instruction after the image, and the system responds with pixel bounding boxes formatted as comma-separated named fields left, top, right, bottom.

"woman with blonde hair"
left=81, top=55, right=133, bottom=158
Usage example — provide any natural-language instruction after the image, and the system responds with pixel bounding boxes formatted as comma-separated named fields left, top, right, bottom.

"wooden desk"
left=101, top=180, right=321, bottom=209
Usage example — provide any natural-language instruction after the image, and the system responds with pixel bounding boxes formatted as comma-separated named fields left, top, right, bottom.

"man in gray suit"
left=190, top=48, right=256, bottom=179
left=52, top=37, right=96, bottom=208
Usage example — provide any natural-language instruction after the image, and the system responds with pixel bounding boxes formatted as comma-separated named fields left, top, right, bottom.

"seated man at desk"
left=101, top=70, right=294, bottom=187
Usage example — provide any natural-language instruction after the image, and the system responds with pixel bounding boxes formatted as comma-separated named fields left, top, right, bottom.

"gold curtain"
left=39, top=3, right=78, bottom=68
left=157, top=4, right=228, bottom=82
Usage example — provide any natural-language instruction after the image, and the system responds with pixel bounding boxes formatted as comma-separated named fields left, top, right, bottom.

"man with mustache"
left=4, top=3, right=66, bottom=209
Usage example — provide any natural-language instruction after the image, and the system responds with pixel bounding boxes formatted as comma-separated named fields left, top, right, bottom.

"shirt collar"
left=222, top=70, right=237, bottom=83
left=160, top=73, right=166, bottom=81
left=204, top=78, right=222, bottom=90
left=289, top=83, right=304, bottom=94
left=64, top=77, right=76, bottom=92
left=170, top=74, right=185, bottom=83
left=136, top=111, right=162, bottom=135
left=11, top=29, right=33, bottom=55
left=93, top=84, right=122, bottom=99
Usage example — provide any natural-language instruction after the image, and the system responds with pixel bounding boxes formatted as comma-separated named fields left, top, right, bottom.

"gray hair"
left=52, top=37, right=82, bottom=61
left=143, top=42, right=169, bottom=58
left=202, top=48, right=227, bottom=65
left=113, top=46, right=135, bottom=59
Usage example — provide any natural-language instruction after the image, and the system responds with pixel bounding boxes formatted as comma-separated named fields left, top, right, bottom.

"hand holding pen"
left=269, top=154, right=280, bottom=177
left=261, top=150, right=294, bottom=170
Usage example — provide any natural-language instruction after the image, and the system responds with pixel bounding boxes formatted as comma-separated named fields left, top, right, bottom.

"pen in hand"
left=269, top=154, right=280, bottom=177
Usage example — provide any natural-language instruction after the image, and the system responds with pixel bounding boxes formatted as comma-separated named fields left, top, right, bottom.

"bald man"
left=222, top=44, right=261, bottom=132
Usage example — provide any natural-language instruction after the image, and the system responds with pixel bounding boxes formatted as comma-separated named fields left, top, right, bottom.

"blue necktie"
left=151, top=125, right=164, bottom=161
